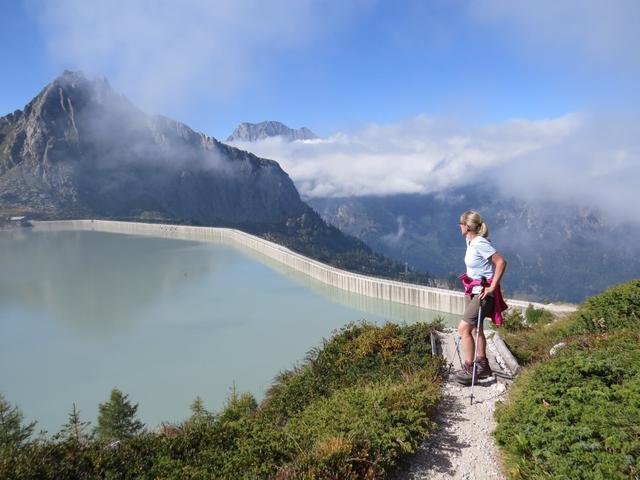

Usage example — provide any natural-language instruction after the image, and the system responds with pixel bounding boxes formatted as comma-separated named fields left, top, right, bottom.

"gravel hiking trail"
left=393, top=330, right=511, bottom=480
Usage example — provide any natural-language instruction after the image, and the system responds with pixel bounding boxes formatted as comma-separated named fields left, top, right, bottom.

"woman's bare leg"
left=473, top=326, right=487, bottom=360
left=458, top=320, right=475, bottom=364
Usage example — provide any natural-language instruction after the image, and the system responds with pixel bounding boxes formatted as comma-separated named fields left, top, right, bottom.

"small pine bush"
left=0, top=393, right=36, bottom=449
left=94, top=388, right=144, bottom=441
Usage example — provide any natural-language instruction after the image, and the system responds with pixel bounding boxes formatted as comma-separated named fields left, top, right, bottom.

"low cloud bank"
left=229, top=113, right=639, bottom=224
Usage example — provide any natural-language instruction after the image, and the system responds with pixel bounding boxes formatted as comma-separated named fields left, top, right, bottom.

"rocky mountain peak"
left=226, top=121, right=317, bottom=143
left=27, top=70, right=117, bottom=116
left=0, top=72, right=308, bottom=224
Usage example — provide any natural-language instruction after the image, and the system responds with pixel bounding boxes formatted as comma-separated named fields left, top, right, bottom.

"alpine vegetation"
left=495, top=280, right=640, bottom=479
left=0, top=321, right=444, bottom=479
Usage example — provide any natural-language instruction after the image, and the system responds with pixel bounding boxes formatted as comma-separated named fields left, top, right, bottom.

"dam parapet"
left=32, top=219, right=577, bottom=317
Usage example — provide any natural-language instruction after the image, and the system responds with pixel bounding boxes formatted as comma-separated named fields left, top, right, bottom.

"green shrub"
left=283, top=370, right=440, bottom=479
left=501, top=308, right=528, bottom=332
left=262, top=321, right=441, bottom=420
left=501, top=316, right=575, bottom=365
left=495, top=331, right=640, bottom=479
left=574, top=279, right=640, bottom=333
left=524, top=304, right=556, bottom=326
left=501, top=280, right=640, bottom=365
left=501, top=305, right=557, bottom=334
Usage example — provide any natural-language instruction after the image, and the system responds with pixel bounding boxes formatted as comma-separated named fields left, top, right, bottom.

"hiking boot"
left=455, top=362, right=474, bottom=385
left=476, top=357, right=493, bottom=379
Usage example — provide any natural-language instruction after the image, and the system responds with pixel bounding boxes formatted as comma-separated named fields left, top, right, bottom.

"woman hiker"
left=455, top=210, right=507, bottom=385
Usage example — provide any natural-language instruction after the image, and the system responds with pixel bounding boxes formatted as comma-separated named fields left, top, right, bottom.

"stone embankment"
left=32, top=219, right=577, bottom=318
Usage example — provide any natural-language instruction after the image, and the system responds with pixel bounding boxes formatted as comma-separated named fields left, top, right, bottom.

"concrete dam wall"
left=32, top=220, right=576, bottom=317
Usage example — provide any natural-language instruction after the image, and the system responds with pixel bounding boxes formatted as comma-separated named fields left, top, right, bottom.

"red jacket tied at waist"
left=458, top=273, right=508, bottom=326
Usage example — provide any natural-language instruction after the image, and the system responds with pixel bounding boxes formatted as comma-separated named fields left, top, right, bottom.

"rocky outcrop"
left=0, top=71, right=307, bottom=226
left=226, top=121, right=317, bottom=143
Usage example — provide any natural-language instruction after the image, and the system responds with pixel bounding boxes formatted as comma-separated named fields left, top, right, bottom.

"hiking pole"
left=470, top=276, right=487, bottom=405
left=449, top=335, right=463, bottom=373
left=454, top=335, right=463, bottom=371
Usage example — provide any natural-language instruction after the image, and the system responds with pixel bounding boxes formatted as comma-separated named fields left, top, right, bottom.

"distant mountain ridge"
left=0, top=71, right=425, bottom=281
left=226, top=121, right=317, bottom=142
left=309, top=190, right=640, bottom=303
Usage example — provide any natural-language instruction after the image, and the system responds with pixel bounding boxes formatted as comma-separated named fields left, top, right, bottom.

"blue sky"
left=1, top=1, right=639, bottom=221
left=1, top=0, right=638, bottom=138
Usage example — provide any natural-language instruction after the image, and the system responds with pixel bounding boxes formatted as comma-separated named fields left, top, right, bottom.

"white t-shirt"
left=465, top=236, right=496, bottom=293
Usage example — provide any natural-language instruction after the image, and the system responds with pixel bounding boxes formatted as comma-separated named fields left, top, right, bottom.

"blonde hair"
left=460, top=210, right=489, bottom=238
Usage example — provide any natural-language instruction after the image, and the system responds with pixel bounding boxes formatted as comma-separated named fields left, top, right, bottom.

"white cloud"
left=229, top=113, right=640, bottom=223
left=230, top=114, right=579, bottom=198
left=28, top=0, right=359, bottom=113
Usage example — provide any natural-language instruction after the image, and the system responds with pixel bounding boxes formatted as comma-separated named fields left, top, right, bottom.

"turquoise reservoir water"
left=0, top=229, right=455, bottom=434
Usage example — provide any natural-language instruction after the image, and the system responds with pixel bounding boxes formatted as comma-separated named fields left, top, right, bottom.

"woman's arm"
left=480, top=252, right=507, bottom=299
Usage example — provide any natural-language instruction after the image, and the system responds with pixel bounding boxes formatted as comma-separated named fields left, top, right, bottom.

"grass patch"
left=1, top=321, right=444, bottom=479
